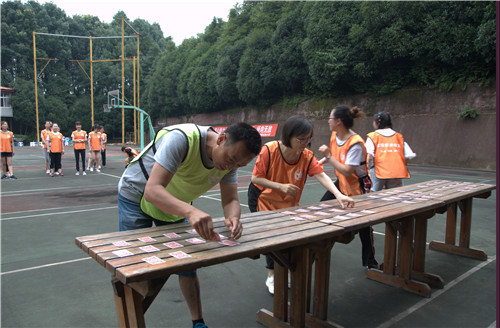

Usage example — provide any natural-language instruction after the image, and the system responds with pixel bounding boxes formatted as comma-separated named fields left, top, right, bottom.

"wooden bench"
left=75, top=179, right=495, bottom=327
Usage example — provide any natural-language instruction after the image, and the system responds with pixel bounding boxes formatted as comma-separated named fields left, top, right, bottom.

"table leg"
left=289, top=247, right=307, bottom=328
left=429, top=198, right=487, bottom=260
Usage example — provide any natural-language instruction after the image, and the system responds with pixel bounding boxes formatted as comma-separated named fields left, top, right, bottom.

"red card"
left=164, top=233, right=181, bottom=239
left=142, top=256, right=166, bottom=265
left=219, top=240, right=240, bottom=247
left=186, top=238, right=206, bottom=244
left=163, top=242, right=183, bottom=249
left=139, top=245, right=160, bottom=253
left=113, top=240, right=131, bottom=247
left=170, top=251, right=192, bottom=259
left=138, top=236, right=156, bottom=242
left=112, top=249, right=134, bottom=257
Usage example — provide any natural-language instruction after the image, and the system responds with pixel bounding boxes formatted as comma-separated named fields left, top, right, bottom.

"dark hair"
left=121, top=146, right=126, bottom=151
left=281, top=115, right=313, bottom=148
left=332, top=105, right=365, bottom=129
left=94, top=124, right=100, bottom=130
left=223, top=122, right=262, bottom=156
left=374, top=112, right=392, bottom=129
left=75, top=121, right=81, bottom=125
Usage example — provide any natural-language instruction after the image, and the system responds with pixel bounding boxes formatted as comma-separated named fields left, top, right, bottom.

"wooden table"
left=75, top=179, right=495, bottom=327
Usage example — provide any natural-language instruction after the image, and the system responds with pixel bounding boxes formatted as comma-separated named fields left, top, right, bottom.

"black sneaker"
left=1, top=175, right=7, bottom=179
left=366, top=258, right=379, bottom=269
left=9, top=175, right=17, bottom=179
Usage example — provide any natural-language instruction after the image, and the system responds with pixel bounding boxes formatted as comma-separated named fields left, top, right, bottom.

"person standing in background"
left=100, top=125, right=107, bottom=168
left=366, top=112, right=416, bottom=191
left=1, top=121, right=17, bottom=179
left=46, top=123, right=64, bottom=177
left=71, top=121, right=87, bottom=176
left=319, top=105, right=378, bottom=269
left=87, top=124, right=102, bottom=172
left=41, top=121, right=52, bottom=174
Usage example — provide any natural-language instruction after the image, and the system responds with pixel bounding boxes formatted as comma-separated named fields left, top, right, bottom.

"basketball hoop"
left=103, top=104, right=114, bottom=112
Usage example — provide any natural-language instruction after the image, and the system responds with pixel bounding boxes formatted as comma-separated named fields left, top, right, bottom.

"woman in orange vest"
left=366, top=112, right=416, bottom=191
left=46, top=122, right=64, bottom=177
left=100, top=125, right=107, bottom=168
left=248, top=115, right=354, bottom=294
left=318, top=105, right=378, bottom=269
left=71, top=121, right=87, bottom=175
left=87, top=124, right=102, bottom=172
left=41, top=120, right=52, bottom=174
left=1, top=121, right=17, bottom=179
left=121, top=146, right=139, bottom=165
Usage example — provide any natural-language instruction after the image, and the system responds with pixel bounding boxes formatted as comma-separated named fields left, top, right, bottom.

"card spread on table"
left=295, top=209, right=310, bottom=213
left=186, top=238, right=206, bottom=244
left=319, top=218, right=336, bottom=224
left=403, top=200, right=416, bottom=204
left=139, top=245, right=160, bottom=253
left=164, top=233, right=181, bottom=239
left=142, top=256, right=166, bottom=265
left=186, top=229, right=198, bottom=235
left=329, top=208, right=345, bottom=213
left=334, top=215, right=350, bottom=220
left=113, top=249, right=134, bottom=257
left=360, top=210, right=376, bottom=214
left=138, top=236, right=156, bottom=243
left=282, top=211, right=296, bottom=215
left=367, top=195, right=380, bottom=198
left=345, top=213, right=362, bottom=217
left=170, top=251, right=191, bottom=259
left=290, top=216, right=306, bottom=221
left=319, top=203, right=333, bottom=208
left=216, top=233, right=228, bottom=240
left=164, top=241, right=184, bottom=249
left=314, top=211, right=330, bottom=216
left=300, top=214, right=316, bottom=219
left=219, top=240, right=240, bottom=246
left=307, top=206, right=321, bottom=210
left=112, top=240, right=131, bottom=247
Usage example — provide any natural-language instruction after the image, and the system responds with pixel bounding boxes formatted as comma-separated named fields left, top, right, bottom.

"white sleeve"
left=365, top=137, right=375, bottom=157
left=344, top=143, right=365, bottom=166
left=404, top=142, right=416, bottom=159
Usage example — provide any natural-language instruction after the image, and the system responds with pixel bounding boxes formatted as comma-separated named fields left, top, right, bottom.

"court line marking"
left=376, top=255, right=496, bottom=328
left=0, top=205, right=118, bottom=221
left=1, top=183, right=117, bottom=196
left=2, top=203, right=116, bottom=215
left=0, top=257, right=92, bottom=276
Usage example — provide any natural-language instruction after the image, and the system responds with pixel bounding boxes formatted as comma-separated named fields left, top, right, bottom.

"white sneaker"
left=46, top=169, right=50, bottom=174
left=90, top=167, right=93, bottom=172
left=265, top=275, right=274, bottom=295
left=96, top=169, right=101, bottom=173
left=82, top=171, right=87, bottom=176
left=98, top=165, right=101, bottom=169
left=75, top=171, right=80, bottom=175
left=55, top=172, right=60, bottom=176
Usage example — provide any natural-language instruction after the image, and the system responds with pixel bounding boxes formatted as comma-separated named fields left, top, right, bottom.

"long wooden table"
left=75, top=179, right=495, bottom=328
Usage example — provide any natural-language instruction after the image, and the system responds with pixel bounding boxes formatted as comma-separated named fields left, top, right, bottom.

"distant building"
left=1, top=86, right=14, bottom=127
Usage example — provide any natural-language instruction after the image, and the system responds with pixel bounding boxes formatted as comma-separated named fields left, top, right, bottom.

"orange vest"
left=101, top=133, right=107, bottom=150
left=367, top=131, right=410, bottom=179
left=253, top=141, right=321, bottom=211
left=125, top=147, right=139, bottom=159
left=0, top=131, right=13, bottom=153
left=48, top=132, right=63, bottom=153
left=41, top=129, right=50, bottom=149
left=72, top=130, right=87, bottom=150
left=329, top=132, right=367, bottom=196
left=89, top=132, right=101, bottom=151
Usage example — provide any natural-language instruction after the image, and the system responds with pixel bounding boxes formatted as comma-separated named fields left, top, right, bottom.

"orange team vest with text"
left=0, top=131, right=13, bottom=153
left=101, top=133, right=107, bottom=150
left=126, top=147, right=139, bottom=159
left=41, top=129, right=50, bottom=149
left=48, top=132, right=63, bottom=153
left=330, top=132, right=367, bottom=196
left=72, top=130, right=87, bottom=150
left=89, top=132, right=101, bottom=151
left=254, top=141, right=318, bottom=211
left=366, top=131, right=410, bottom=179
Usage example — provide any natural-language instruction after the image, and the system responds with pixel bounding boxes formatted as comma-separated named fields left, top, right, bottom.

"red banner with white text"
left=213, top=124, right=278, bottom=137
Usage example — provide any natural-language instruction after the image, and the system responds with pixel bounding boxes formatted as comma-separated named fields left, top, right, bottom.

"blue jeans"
left=117, top=193, right=197, bottom=277
left=369, top=168, right=403, bottom=192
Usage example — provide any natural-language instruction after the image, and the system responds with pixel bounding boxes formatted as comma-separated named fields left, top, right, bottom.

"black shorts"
left=1, top=152, right=13, bottom=158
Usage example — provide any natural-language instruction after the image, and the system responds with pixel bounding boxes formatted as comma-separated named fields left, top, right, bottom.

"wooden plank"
left=256, top=308, right=291, bottom=328
left=382, top=222, right=397, bottom=275
left=124, top=284, right=146, bottom=328
left=112, top=278, right=130, bottom=328
left=311, top=241, right=334, bottom=320
left=289, top=247, right=307, bottom=328
left=458, top=198, right=473, bottom=248
left=428, top=242, right=487, bottom=260
left=366, top=269, right=431, bottom=298
left=444, top=203, right=457, bottom=245
left=412, top=216, right=428, bottom=273
left=273, top=253, right=288, bottom=322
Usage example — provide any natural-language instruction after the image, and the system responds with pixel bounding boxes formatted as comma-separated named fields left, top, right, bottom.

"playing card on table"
left=112, top=240, right=131, bottom=247
left=300, top=214, right=316, bottom=219
left=186, top=238, right=206, bottom=244
left=314, top=211, right=330, bottom=216
left=360, top=210, right=376, bottom=214
left=295, top=209, right=310, bottom=213
left=319, top=218, right=336, bottom=224
left=164, top=233, right=181, bottom=239
left=307, top=206, right=321, bottom=210
left=290, top=216, right=306, bottom=221
left=138, top=236, right=156, bottom=243
left=329, top=208, right=345, bottom=213
left=139, top=245, right=160, bottom=253
left=282, top=211, right=296, bottom=215
left=216, top=233, right=228, bottom=240
left=142, top=256, right=166, bottom=265
left=164, top=241, right=184, bottom=249
left=319, top=203, right=333, bottom=208
left=112, top=249, right=134, bottom=257
left=186, top=229, right=198, bottom=235
left=170, top=251, right=192, bottom=259
left=219, top=240, right=240, bottom=247
left=345, top=213, right=362, bottom=218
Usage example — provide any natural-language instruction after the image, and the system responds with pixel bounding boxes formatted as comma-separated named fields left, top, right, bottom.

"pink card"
left=300, top=214, right=315, bottom=219
left=290, top=216, right=306, bottom=221
left=113, top=240, right=131, bottom=247
left=139, top=245, right=160, bottom=253
left=319, top=203, right=333, bottom=208
left=329, top=208, right=345, bottom=213
left=112, top=249, right=134, bottom=257
left=142, top=256, right=166, bottom=265
left=219, top=240, right=240, bottom=247
left=307, top=206, right=321, bottom=210
left=186, top=238, right=206, bottom=244
left=360, top=210, right=376, bottom=214
left=138, top=236, right=156, bottom=243
left=164, top=233, right=181, bottom=239
left=319, top=219, right=335, bottom=224
left=186, top=229, right=198, bottom=235
left=282, top=211, right=296, bottom=215
left=295, top=209, right=310, bottom=213
left=163, top=242, right=184, bottom=249
left=170, top=251, right=192, bottom=259
left=314, top=211, right=330, bottom=216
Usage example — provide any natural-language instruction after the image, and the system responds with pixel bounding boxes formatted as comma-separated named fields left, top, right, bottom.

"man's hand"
left=318, top=144, right=330, bottom=158
left=279, top=183, right=301, bottom=196
left=224, top=217, right=243, bottom=240
left=188, top=209, right=216, bottom=241
left=337, top=194, right=355, bottom=209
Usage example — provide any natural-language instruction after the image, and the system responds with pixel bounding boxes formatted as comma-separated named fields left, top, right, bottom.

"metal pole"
left=33, top=32, right=40, bottom=143
left=136, top=34, right=140, bottom=142
left=121, top=18, right=125, bottom=144
left=90, top=35, right=94, bottom=126
left=140, top=112, right=144, bottom=150
left=133, top=56, right=137, bottom=145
